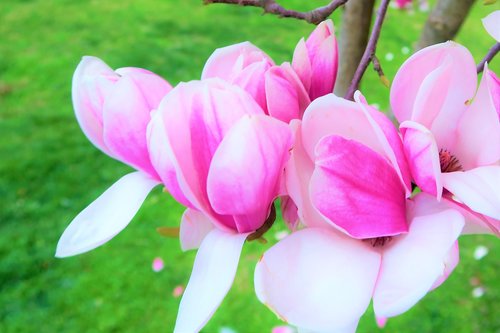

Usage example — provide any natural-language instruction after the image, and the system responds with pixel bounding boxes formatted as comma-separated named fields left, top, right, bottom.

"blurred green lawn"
left=0, top=0, right=499, bottom=332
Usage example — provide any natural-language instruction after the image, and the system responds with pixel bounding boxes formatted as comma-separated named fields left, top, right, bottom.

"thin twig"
left=344, top=0, right=391, bottom=100
left=203, top=0, right=349, bottom=25
left=371, top=55, right=390, bottom=88
left=477, top=42, right=500, bottom=73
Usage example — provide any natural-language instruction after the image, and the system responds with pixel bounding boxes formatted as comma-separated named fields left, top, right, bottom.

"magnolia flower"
left=292, top=19, right=338, bottom=101
left=255, top=93, right=464, bottom=332
left=483, top=10, right=500, bottom=42
left=390, top=42, right=500, bottom=231
left=56, top=57, right=172, bottom=257
left=147, top=78, right=293, bottom=332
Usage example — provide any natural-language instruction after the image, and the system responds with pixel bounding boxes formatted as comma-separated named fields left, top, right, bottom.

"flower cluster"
left=56, top=18, right=499, bottom=333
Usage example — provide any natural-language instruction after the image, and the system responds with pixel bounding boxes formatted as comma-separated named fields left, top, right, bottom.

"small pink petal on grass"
left=172, top=285, right=184, bottom=298
left=376, top=316, right=388, bottom=328
left=152, top=257, right=164, bottom=272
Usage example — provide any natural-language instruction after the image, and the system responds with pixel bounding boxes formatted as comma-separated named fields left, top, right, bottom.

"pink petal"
left=441, top=166, right=500, bottom=220
left=55, top=172, right=159, bottom=257
left=232, top=60, right=271, bottom=113
left=309, top=34, right=338, bottom=100
left=285, top=120, right=331, bottom=228
left=280, top=196, right=299, bottom=231
left=482, top=11, right=500, bottom=42
left=485, top=67, right=500, bottom=118
left=102, top=72, right=170, bottom=178
left=373, top=193, right=464, bottom=317
left=400, top=121, right=442, bottom=198
left=292, top=38, right=312, bottom=93
left=158, top=79, right=264, bottom=230
left=430, top=241, right=459, bottom=290
left=266, top=63, right=310, bottom=123
left=72, top=56, right=117, bottom=155
left=255, top=228, right=381, bottom=332
left=454, top=63, right=500, bottom=169
left=174, top=229, right=248, bottom=333
left=201, top=41, right=274, bottom=80
left=305, top=20, right=335, bottom=57
left=311, top=135, right=408, bottom=238
left=152, top=257, right=164, bottom=272
left=207, top=115, right=293, bottom=233
left=179, top=208, right=215, bottom=251
left=390, top=42, right=477, bottom=145
left=376, top=316, right=388, bottom=328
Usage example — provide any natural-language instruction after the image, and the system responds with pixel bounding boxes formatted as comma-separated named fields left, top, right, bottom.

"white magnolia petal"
left=174, top=229, right=248, bottom=333
left=56, top=171, right=159, bottom=257
left=179, top=208, right=215, bottom=251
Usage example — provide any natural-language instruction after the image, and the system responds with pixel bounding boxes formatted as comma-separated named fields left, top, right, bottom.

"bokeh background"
left=1, top=0, right=499, bottom=332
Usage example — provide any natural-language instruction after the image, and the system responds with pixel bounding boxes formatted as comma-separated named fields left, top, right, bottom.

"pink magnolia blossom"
left=147, top=78, right=293, bottom=332
left=292, top=19, right=338, bottom=101
left=483, top=11, right=500, bottom=42
left=56, top=57, right=172, bottom=257
left=255, top=93, right=464, bottom=332
left=390, top=42, right=500, bottom=232
left=394, top=0, right=412, bottom=9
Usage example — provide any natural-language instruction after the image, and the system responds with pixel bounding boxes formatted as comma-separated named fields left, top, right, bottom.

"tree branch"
left=477, top=42, right=500, bottom=73
left=203, top=0, right=349, bottom=25
left=344, top=0, right=390, bottom=101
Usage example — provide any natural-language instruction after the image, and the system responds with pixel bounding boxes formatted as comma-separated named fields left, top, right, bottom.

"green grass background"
left=0, top=0, right=499, bottom=332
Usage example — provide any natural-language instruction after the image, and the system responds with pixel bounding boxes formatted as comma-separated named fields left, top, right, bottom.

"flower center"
left=439, top=149, right=463, bottom=173
left=364, top=236, right=393, bottom=248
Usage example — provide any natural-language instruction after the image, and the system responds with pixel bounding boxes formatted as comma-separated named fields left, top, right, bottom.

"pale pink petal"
left=390, top=42, right=476, bottom=145
left=376, top=316, right=388, bottom=328
left=373, top=194, right=464, bottom=317
left=232, top=60, right=271, bottom=113
left=441, top=166, right=500, bottom=220
left=55, top=172, right=159, bottom=257
left=485, top=67, right=500, bottom=118
left=272, top=325, right=295, bottom=333
left=255, top=228, right=380, bottom=332
left=430, top=241, right=459, bottom=290
left=152, top=257, right=164, bottom=272
left=400, top=121, right=442, bottom=198
left=102, top=72, right=170, bottom=178
left=455, top=63, right=500, bottom=169
left=285, top=120, right=331, bottom=228
left=292, top=38, right=312, bottom=93
left=301, top=95, right=387, bottom=162
left=311, top=135, right=408, bottom=238
left=202, top=42, right=274, bottom=80
left=354, top=92, right=412, bottom=195
left=305, top=20, right=334, bottom=57
left=281, top=196, right=299, bottom=231
left=179, top=208, right=215, bottom=251
left=207, top=115, right=293, bottom=233
left=72, top=56, right=116, bottom=155
left=174, top=229, right=248, bottom=333
left=147, top=111, right=194, bottom=208
left=482, top=11, right=500, bottom=42
left=159, top=79, right=264, bottom=230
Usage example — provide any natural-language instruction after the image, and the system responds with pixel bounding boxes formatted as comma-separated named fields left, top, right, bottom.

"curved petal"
left=179, top=208, right=215, bottom=251
left=232, top=60, right=271, bottom=113
left=373, top=194, right=464, bottom=317
left=255, top=228, right=380, bottom=333
left=159, top=79, right=264, bottom=230
left=455, top=63, right=500, bottom=169
left=103, top=71, right=171, bottom=178
left=482, top=11, right=500, bottom=42
left=430, top=241, right=459, bottom=291
left=72, top=56, right=117, bottom=155
left=311, top=135, right=408, bottom=238
left=390, top=42, right=477, bottom=144
left=281, top=196, right=299, bottom=231
left=55, top=172, right=159, bottom=257
left=309, top=34, right=338, bottom=100
left=485, top=67, right=500, bottom=118
left=174, top=229, right=248, bottom=333
left=292, top=38, right=312, bottom=93
left=201, top=41, right=274, bottom=80
left=207, top=115, right=293, bottom=233
left=441, top=166, right=500, bottom=220
left=400, top=121, right=442, bottom=199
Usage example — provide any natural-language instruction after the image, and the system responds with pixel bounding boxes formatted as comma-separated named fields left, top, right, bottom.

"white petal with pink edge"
left=174, top=229, right=248, bottom=333
left=255, top=228, right=380, bottom=333
left=55, top=171, right=159, bottom=257
left=179, top=209, right=215, bottom=251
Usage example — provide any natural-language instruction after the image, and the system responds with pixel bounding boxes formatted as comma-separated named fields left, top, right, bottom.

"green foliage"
left=0, top=0, right=498, bottom=332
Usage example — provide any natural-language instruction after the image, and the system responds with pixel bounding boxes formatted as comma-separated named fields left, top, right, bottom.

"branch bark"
left=344, top=0, right=390, bottom=101
left=333, top=0, right=375, bottom=97
left=416, top=0, right=476, bottom=51
left=203, top=0, right=349, bottom=24
left=477, top=43, right=500, bottom=73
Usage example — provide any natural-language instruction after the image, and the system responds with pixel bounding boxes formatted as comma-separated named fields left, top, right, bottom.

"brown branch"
left=477, top=43, right=500, bottom=74
left=203, top=0, right=349, bottom=25
left=372, top=55, right=390, bottom=88
left=344, top=0, right=391, bottom=100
